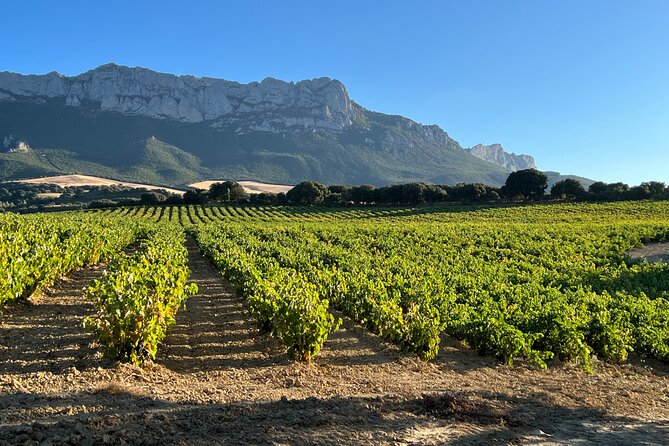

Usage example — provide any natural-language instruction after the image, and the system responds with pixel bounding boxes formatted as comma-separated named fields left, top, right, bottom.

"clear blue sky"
left=2, top=0, right=668, bottom=184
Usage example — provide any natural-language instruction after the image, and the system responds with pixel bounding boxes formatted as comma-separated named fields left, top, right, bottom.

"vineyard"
left=110, top=201, right=669, bottom=369
left=2, top=200, right=669, bottom=443
left=2, top=201, right=668, bottom=369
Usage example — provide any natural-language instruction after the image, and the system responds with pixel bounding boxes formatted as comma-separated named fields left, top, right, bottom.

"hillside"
left=0, top=64, right=517, bottom=186
left=0, top=64, right=594, bottom=188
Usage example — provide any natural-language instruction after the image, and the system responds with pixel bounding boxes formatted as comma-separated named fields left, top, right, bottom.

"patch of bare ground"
left=16, top=174, right=184, bottom=195
left=628, top=242, right=669, bottom=263
left=189, top=180, right=293, bottom=195
left=1, top=239, right=668, bottom=445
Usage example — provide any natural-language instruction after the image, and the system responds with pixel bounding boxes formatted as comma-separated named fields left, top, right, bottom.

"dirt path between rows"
left=1, top=239, right=668, bottom=445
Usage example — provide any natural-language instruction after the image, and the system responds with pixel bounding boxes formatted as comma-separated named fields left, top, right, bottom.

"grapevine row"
left=84, top=223, right=198, bottom=365
left=193, top=226, right=340, bottom=362
left=194, top=221, right=669, bottom=369
left=0, top=213, right=144, bottom=306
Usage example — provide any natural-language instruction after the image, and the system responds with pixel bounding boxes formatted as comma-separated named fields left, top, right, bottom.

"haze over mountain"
left=466, top=144, right=536, bottom=171
left=0, top=64, right=584, bottom=187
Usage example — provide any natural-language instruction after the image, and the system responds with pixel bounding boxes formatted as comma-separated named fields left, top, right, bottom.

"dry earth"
left=1, top=240, right=668, bottom=445
left=628, top=242, right=669, bottom=263
left=16, top=175, right=185, bottom=195
left=189, top=180, right=293, bottom=195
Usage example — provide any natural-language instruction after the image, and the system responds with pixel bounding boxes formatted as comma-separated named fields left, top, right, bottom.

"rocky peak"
left=0, top=64, right=358, bottom=128
left=467, top=143, right=536, bottom=171
left=5, top=138, right=32, bottom=153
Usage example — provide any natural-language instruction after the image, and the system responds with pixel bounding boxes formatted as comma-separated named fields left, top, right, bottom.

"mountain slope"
left=0, top=64, right=526, bottom=186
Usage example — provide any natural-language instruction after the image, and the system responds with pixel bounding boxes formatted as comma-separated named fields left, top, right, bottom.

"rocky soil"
left=1, top=240, right=668, bottom=445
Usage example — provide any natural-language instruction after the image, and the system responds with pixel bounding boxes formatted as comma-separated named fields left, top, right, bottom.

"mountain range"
left=0, top=64, right=588, bottom=187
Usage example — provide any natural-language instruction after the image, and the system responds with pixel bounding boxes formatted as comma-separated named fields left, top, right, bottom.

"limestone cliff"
left=0, top=63, right=360, bottom=128
left=467, top=143, right=536, bottom=171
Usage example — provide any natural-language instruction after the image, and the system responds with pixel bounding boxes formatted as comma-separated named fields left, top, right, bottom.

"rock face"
left=0, top=64, right=518, bottom=186
left=3, top=135, right=31, bottom=153
left=467, top=143, right=536, bottom=171
left=7, top=140, right=31, bottom=153
left=0, top=63, right=360, bottom=128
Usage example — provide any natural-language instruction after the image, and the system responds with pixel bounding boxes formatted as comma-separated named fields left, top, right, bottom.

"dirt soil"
left=17, top=175, right=184, bottom=195
left=1, top=240, right=668, bottom=445
left=628, top=242, right=669, bottom=263
left=189, top=180, right=293, bottom=195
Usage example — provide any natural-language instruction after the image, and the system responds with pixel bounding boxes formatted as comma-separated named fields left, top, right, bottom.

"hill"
left=0, top=64, right=513, bottom=186
left=0, top=64, right=589, bottom=187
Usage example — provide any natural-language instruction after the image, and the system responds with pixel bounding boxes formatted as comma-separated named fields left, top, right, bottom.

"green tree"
left=588, top=181, right=608, bottom=195
left=502, top=169, right=548, bottom=200
left=423, top=184, right=448, bottom=203
left=286, top=181, right=330, bottom=205
left=458, top=183, right=488, bottom=202
left=328, top=185, right=352, bottom=201
left=401, top=183, right=427, bottom=204
left=550, top=179, right=585, bottom=200
left=140, top=192, right=167, bottom=205
left=350, top=184, right=376, bottom=204
left=629, top=181, right=667, bottom=200
left=183, top=189, right=208, bottom=204
left=208, top=181, right=246, bottom=202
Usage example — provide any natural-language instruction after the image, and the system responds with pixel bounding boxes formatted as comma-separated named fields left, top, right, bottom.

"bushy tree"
left=628, top=181, right=667, bottom=200
left=550, top=179, right=585, bottom=200
left=423, top=184, right=448, bottom=203
left=209, top=181, right=246, bottom=202
left=377, top=185, right=402, bottom=204
left=328, top=185, right=352, bottom=202
left=644, top=181, right=667, bottom=197
left=140, top=192, right=167, bottom=205
left=483, top=190, right=501, bottom=202
left=459, top=183, right=488, bottom=202
left=89, top=199, right=117, bottom=209
left=286, top=181, right=330, bottom=205
left=587, top=182, right=630, bottom=201
left=502, top=169, right=548, bottom=199
left=588, top=181, right=608, bottom=195
left=164, top=194, right=184, bottom=205
left=183, top=189, right=208, bottom=204
left=324, top=193, right=343, bottom=205
left=444, top=183, right=498, bottom=202
left=401, top=183, right=427, bottom=204
left=350, top=184, right=376, bottom=203
left=249, top=192, right=279, bottom=205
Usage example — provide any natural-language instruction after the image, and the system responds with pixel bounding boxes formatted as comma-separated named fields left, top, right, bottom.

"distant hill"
left=0, top=64, right=589, bottom=187
left=16, top=174, right=185, bottom=194
left=544, top=171, right=596, bottom=189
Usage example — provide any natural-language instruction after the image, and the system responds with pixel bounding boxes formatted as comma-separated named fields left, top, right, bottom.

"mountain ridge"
left=0, top=63, right=360, bottom=128
left=0, top=64, right=587, bottom=187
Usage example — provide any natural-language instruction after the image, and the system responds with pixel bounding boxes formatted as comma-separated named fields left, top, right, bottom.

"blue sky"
left=2, top=0, right=668, bottom=184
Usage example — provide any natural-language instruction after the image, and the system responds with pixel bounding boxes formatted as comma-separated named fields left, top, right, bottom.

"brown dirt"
left=17, top=174, right=184, bottom=195
left=1, top=240, right=668, bottom=445
left=189, top=180, right=293, bottom=195
left=628, top=242, right=669, bottom=263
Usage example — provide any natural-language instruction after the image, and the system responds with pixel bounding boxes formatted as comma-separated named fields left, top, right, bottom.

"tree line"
left=169, top=169, right=668, bottom=207
left=9, top=169, right=659, bottom=211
